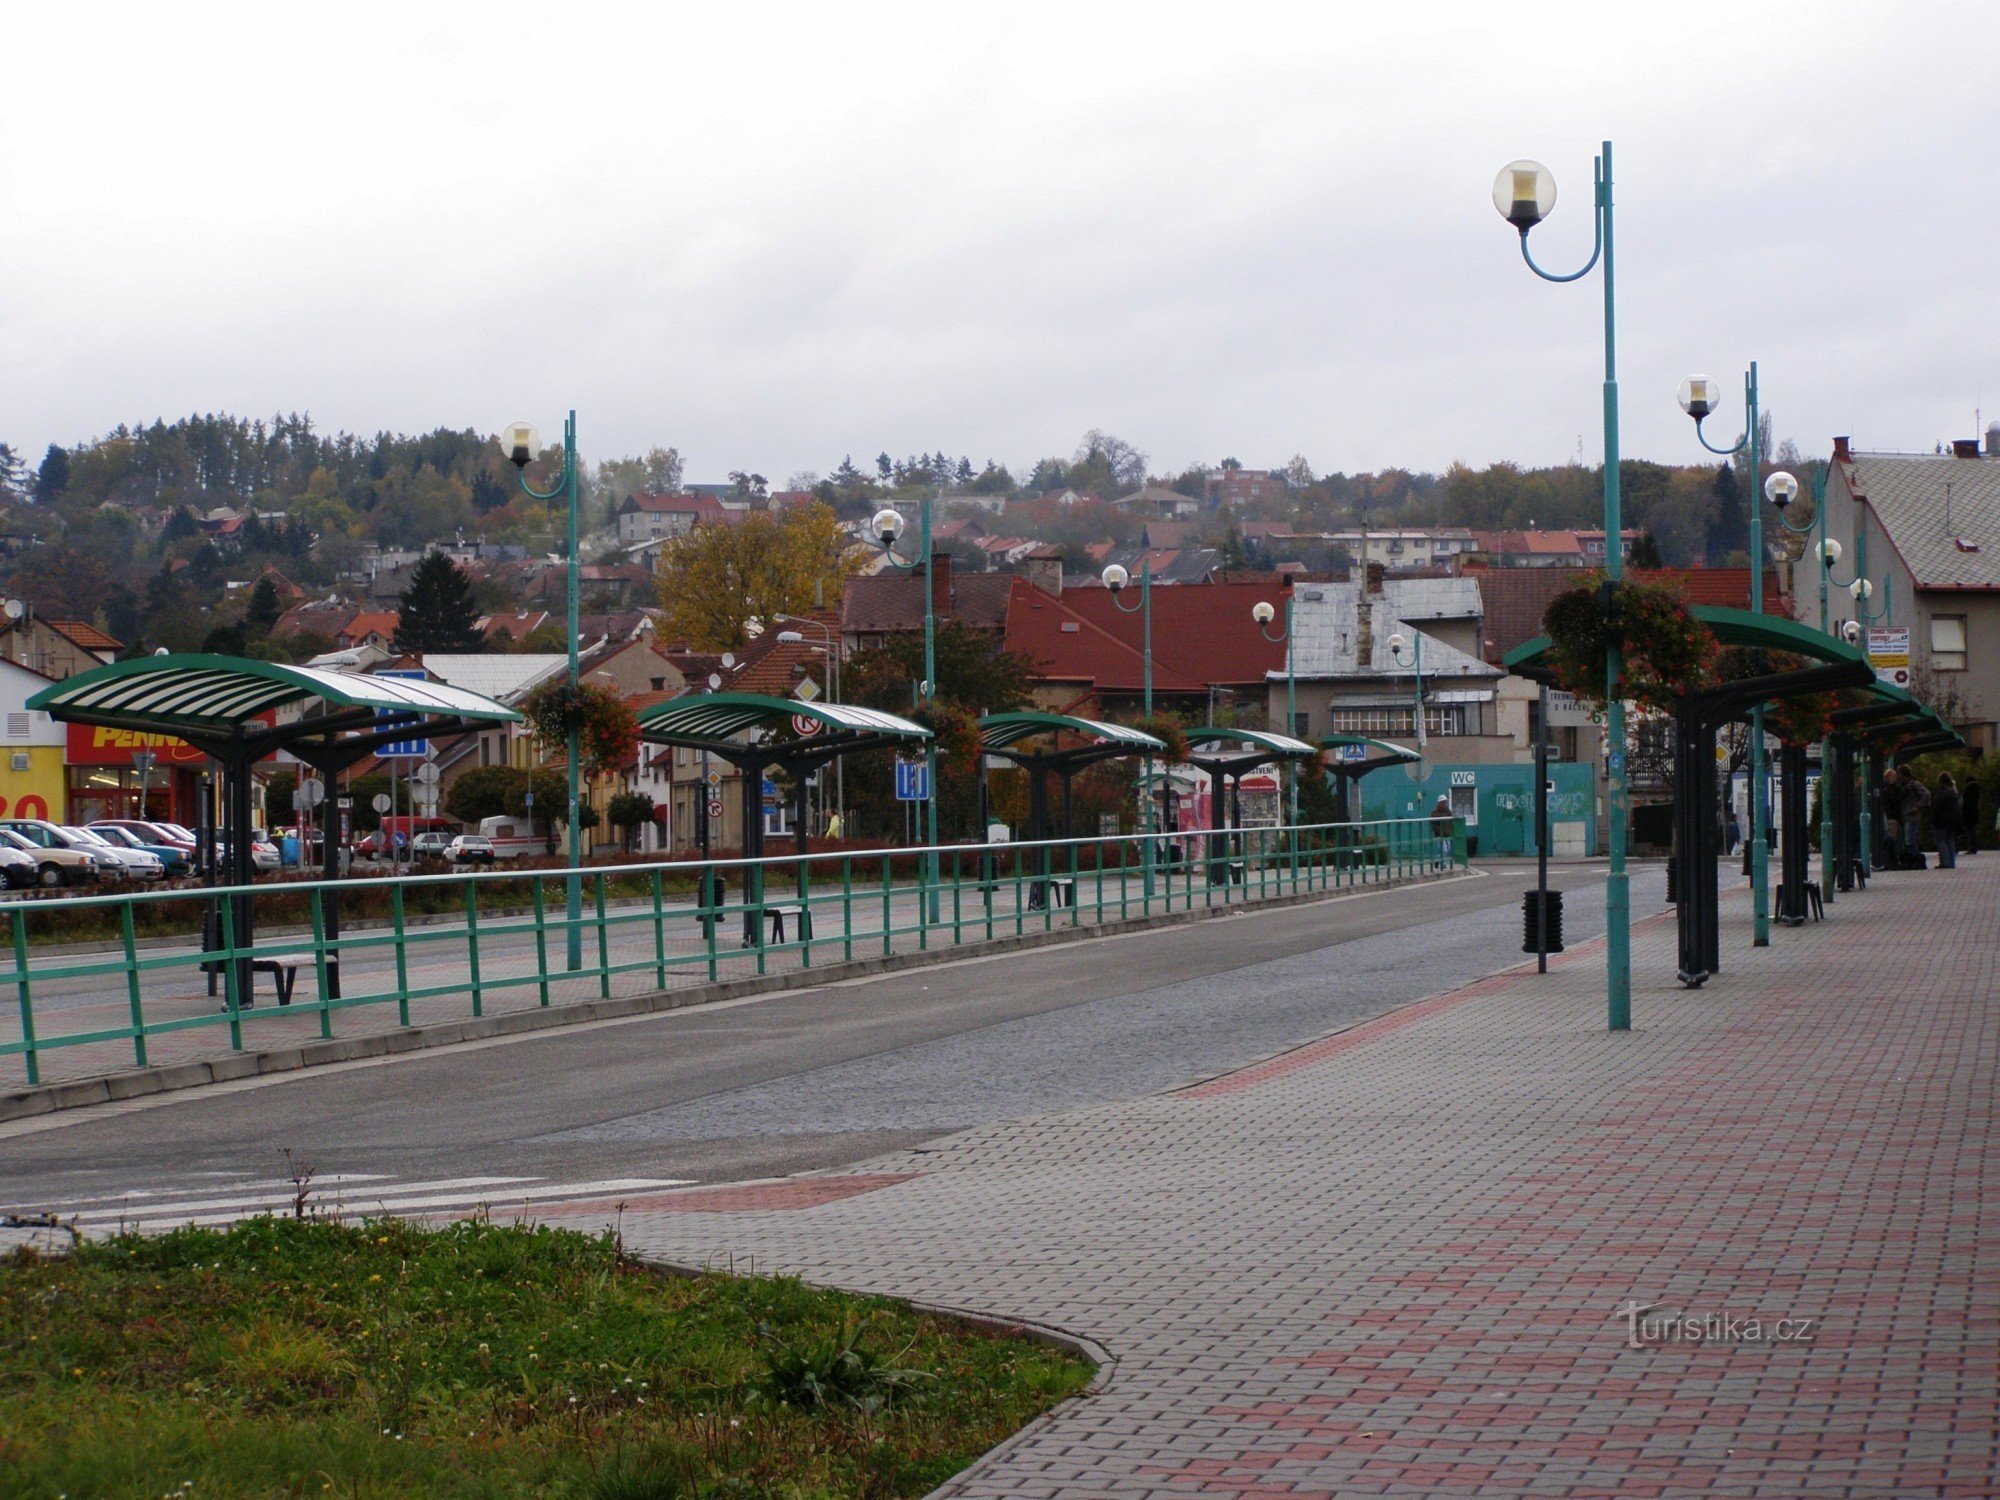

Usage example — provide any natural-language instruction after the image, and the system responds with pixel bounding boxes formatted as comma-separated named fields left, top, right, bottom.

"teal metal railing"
left=0, top=816, right=1466, bottom=1087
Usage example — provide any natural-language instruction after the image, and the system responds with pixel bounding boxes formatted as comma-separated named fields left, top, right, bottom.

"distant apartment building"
left=1206, top=468, right=1289, bottom=508
left=615, top=492, right=725, bottom=544
left=1328, top=527, right=1478, bottom=570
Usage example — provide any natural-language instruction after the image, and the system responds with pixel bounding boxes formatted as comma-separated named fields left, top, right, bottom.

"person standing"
left=1724, top=809, right=1741, bottom=855
left=1932, top=774, right=1961, bottom=869
left=1879, top=768, right=1905, bottom=868
left=1430, top=794, right=1455, bottom=869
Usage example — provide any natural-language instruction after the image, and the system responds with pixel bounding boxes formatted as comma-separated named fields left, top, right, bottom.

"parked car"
left=0, top=840, right=37, bottom=889
left=443, top=834, right=496, bottom=865
left=410, top=830, right=455, bottom=860
left=67, top=826, right=166, bottom=881
left=0, top=825, right=98, bottom=887
left=86, top=823, right=191, bottom=876
left=92, top=818, right=198, bottom=860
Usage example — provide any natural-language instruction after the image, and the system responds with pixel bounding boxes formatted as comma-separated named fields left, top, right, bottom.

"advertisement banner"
left=65, top=724, right=207, bottom=767
left=1866, top=627, right=1910, bottom=688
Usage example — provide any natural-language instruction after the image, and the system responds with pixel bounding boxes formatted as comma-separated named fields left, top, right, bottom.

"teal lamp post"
left=1494, top=144, right=1630, bottom=1030
left=1822, top=539, right=1891, bottom=877
left=1251, top=596, right=1299, bottom=824
left=870, top=500, right=940, bottom=922
left=1678, top=367, right=1773, bottom=946
left=1759, top=467, right=1838, bottom=904
left=1104, top=560, right=1156, bottom=896
left=1384, top=630, right=1428, bottom=770
left=503, top=414, right=584, bottom=969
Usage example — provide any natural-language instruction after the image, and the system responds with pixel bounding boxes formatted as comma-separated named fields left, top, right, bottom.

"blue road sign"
left=894, top=758, right=930, bottom=802
left=375, top=669, right=430, bottom=758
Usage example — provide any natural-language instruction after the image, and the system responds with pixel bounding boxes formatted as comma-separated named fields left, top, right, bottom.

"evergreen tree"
left=32, top=444, right=69, bottom=501
left=393, top=552, right=482, bottom=653
left=245, top=575, right=284, bottom=632
left=1628, top=532, right=1665, bottom=569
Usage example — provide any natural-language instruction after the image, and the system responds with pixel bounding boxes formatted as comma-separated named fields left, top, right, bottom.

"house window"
left=1328, top=705, right=1466, bottom=737
left=1931, top=615, right=1967, bottom=672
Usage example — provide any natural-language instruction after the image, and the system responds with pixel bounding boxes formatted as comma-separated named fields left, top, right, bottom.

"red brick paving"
left=584, top=862, right=1999, bottom=1497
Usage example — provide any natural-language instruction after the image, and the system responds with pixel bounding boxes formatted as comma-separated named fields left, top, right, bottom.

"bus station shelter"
left=1183, top=727, right=1318, bottom=880
left=635, top=693, right=930, bottom=942
left=1506, top=606, right=1883, bottom=988
left=1321, top=734, right=1424, bottom=821
left=976, top=712, right=1166, bottom=844
left=27, top=654, right=520, bottom=999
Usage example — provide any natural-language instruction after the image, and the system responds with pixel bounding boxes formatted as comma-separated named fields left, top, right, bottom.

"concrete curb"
left=0, top=870, right=1473, bottom=1123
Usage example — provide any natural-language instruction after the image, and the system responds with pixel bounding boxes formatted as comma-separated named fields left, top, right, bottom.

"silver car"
left=66, top=826, right=166, bottom=880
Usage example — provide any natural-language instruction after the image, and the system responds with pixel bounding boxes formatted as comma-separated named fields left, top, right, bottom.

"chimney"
left=1831, top=435, right=1851, bottom=462
left=928, top=549, right=953, bottom=620
left=1988, top=421, right=2000, bottom=457
left=1365, top=561, right=1385, bottom=596
left=1019, top=547, right=1062, bottom=597
left=1951, top=438, right=1981, bottom=459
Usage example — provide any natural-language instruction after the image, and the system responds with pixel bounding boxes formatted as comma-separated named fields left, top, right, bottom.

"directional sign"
left=894, top=758, right=930, bottom=802
left=375, top=668, right=430, bottom=757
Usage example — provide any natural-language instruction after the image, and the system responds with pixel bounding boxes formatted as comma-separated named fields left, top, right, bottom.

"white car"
left=67, top=826, right=166, bottom=880
left=444, top=834, right=496, bottom=864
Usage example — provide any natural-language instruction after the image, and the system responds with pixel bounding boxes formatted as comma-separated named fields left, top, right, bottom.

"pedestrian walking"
left=1430, top=794, right=1454, bottom=869
left=1963, top=778, right=1981, bottom=856
left=1932, top=774, right=1961, bottom=868
left=1724, top=810, right=1741, bottom=855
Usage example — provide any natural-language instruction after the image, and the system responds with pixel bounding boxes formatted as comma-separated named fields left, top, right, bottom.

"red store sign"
left=66, top=724, right=210, bottom=768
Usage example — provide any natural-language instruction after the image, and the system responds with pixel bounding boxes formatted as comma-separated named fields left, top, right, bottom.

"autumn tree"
left=655, top=501, right=859, bottom=650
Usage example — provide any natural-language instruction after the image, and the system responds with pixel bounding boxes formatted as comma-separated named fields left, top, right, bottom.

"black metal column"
left=1778, top=743, right=1808, bottom=925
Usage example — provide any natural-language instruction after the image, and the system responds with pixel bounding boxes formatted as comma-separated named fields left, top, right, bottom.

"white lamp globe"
left=872, top=508, right=905, bottom=544
left=1101, top=563, right=1130, bottom=592
left=1764, top=472, right=1799, bottom=508
left=1251, top=600, right=1276, bottom=625
left=1492, top=160, right=1556, bottom=229
left=1818, top=538, right=1843, bottom=567
left=1677, top=376, right=1721, bottom=420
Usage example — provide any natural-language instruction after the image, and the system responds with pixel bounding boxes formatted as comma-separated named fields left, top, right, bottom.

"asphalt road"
left=0, top=860, right=1666, bottom=1221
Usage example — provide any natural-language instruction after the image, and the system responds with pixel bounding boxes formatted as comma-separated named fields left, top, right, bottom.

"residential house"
left=839, top=554, right=1014, bottom=653
left=1328, top=527, right=1478, bottom=571
left=1576, top=530, right=1641, bottom=566
left=615, top=492, right=726, bottom=544
left=1206, top=469, right=1290, bottom=508
left=1817, top=430, right=2000, bottom=751
left=1114, top=485, right=1206, bottom=518
left=1004, top=574, right=1286, bottom=722
left=0, top=657, right=68, bottom=823
left=1468, top=530, right=1588, bottom=568
left=0, top=611, right=121, bottom=680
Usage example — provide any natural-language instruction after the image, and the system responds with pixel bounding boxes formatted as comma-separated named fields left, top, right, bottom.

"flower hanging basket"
left=1540, top=575, right=1715, bottom=714
left=522, top=681, right=640, bottom=779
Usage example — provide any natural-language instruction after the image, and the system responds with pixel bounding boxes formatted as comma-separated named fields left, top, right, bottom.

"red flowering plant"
left=1716, top=647, right=1846, bottom=746
left=1541, top=574, right=1717, bottom=713
left=1130, top=714, right=1191, bottom=764
left=522, top=681, right=640, bottom=778
left=912, top=702, right=982, bottom=769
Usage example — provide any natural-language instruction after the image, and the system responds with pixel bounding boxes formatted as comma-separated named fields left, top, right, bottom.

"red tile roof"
left=841, top=570, right=1013, bottom=634
left=340, top=611, right=400, bottom=644
left=46, top=619, right=123, bottom=652
left=1002, top=578, right=1286, bottom=694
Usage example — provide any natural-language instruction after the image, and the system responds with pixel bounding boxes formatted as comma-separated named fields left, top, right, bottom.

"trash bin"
left=1522, top=889, right=1565, bottom=954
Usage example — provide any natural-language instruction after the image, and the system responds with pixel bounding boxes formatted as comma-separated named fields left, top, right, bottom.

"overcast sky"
left=4, top=2, right=1996, bottom=486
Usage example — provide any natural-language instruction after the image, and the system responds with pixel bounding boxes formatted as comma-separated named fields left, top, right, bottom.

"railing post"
left=309, top=886, right=335, bottom=1037
left=532, top=877, right=551, bottom=1006
left=218, top=894, right=244, bottom=1051
left=842, top=855, right=855, bottom=963
left=701, top=866, right=719, bottom=983
left=594, top=872, right=611, bottom=998
left=881, top=849, right=894, bottom=957
left=390, top=882, right=411, bottom=1027
left=650, top=868, right=668, bottom=991
left=119, top=897, right=148, bottom=1069
left=462, top=880, right=484, bottom=1019
left=13, top=908, right=39, bottom=1086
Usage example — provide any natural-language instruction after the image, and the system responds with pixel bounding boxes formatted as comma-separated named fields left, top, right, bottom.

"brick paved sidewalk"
left=546, top=862, right=1999, bottom=1498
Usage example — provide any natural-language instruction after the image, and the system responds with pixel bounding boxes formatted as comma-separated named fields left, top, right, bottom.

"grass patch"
left=0, top=1217, right=1092, bottom=1497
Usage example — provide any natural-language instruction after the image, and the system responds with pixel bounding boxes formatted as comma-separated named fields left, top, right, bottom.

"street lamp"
left=504, top=413, right=584, bottom=969
left=777, top=619, right=843, bottom=835
left=1678, top=364, right=1777, bottom=946
left=1495, top=141, right=1631, bottom=1031
left=870, top=502, right=940, bottom=921
left=1252, top=597, right=1299, bottom=825
left=1384, top=631, right=1428, bottom=772
left=1105, top=561, right=1157, bottom=896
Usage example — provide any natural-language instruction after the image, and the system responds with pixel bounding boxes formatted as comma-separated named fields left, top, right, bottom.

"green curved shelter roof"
left=1503, top=605, right=1868, bottom=675
left=636, top=692, right=929, bottom=745
left=25, top=654, right=520, bottom=741
left=1321, top=733, right=1423, bottom=768
left=1183, top=726, right=1318, bottom=761
left=978, top=711, right=1165, bottom=753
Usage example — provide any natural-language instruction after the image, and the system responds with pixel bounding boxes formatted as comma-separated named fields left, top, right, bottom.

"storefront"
left=63, top=724, right=208, bottom=827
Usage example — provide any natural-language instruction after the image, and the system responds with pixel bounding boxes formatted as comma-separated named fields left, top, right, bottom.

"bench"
left=206, top=953, right=337, bottom=1007
left=741, top=903, right=812, bottom=946
left=1027, top=877, right=1075, bottom=911
left=1802, top=880, right=1824, bottom=921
